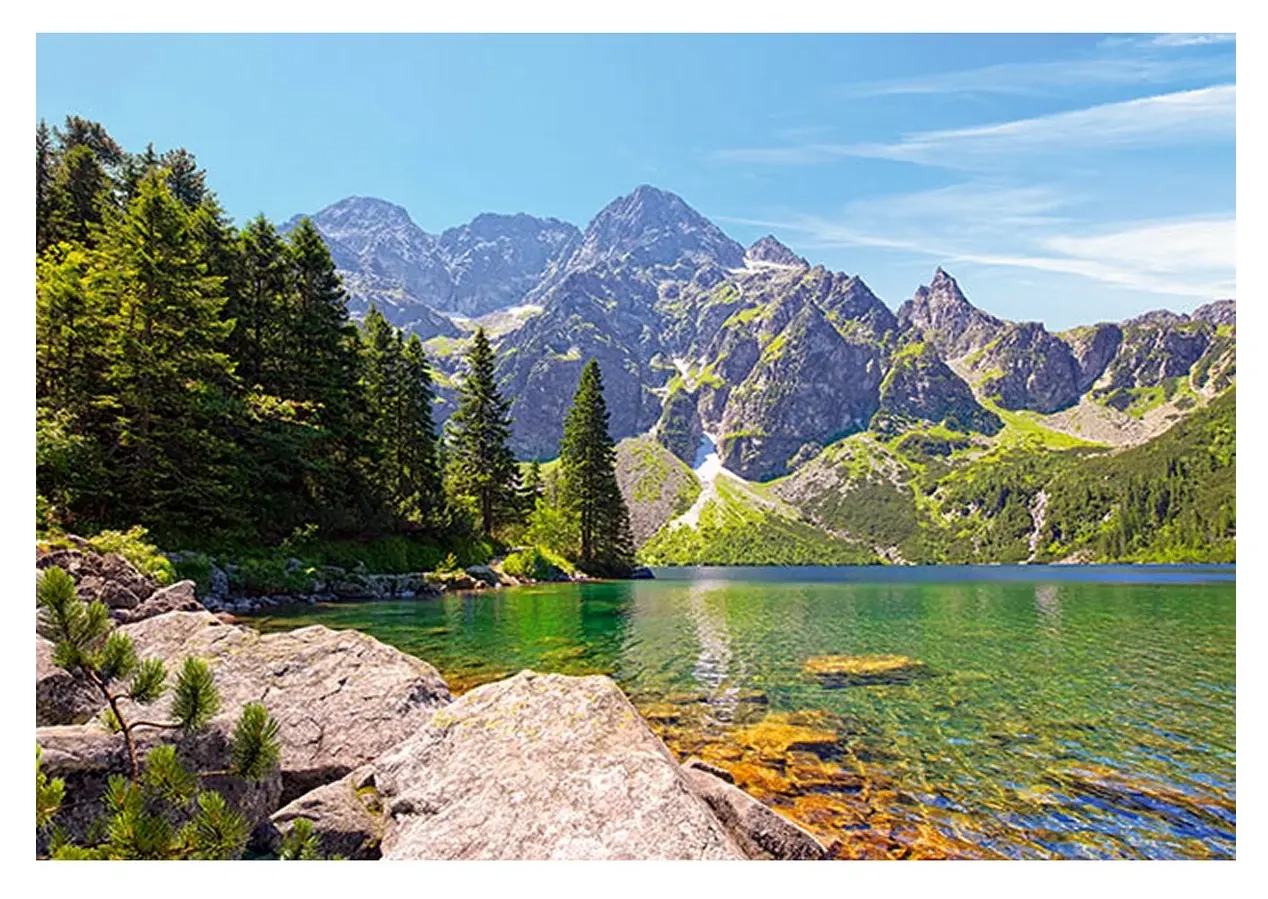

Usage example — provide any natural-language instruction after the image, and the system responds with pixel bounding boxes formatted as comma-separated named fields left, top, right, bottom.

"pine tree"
left=231, top=215, right=290, bottom=391
left=286, top=217, right=370, bottom=531
left=45, top=144, right=109, bottom=248
left=400, top=333, right=444, bottom=526
left=91, top=169, right=240, bottom=539
left=160, top=148, right=208, bottom=209
left=446, top=328, right=518, bottom=538
left=558, top=359, right=635, bottom=576
left=36, top=120, right=56, bottom=253
left=36, top=566, right=281, bottom=860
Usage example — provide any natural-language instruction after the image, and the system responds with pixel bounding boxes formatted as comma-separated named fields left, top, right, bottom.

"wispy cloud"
left=718, top=182, right=1234, bottom=300
left=1103, top=33, right=1236, bottom=50
left=717, top=85, right=1235, bottom=170
left=835, top=54, right=1233, bottom=99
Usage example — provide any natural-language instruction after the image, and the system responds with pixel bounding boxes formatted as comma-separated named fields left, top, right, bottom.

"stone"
left=375, top=670, right=745, bottom=860
left=119, top=611, right=451, bottom=801
left=36, top=635, right=103, bottom=726
left=209, top=564, right=230, bottom=599
left=681, top=760, right=827, bottom=860
left=268, top=765, right=386, bottom=859
left=802, top=654, right=926, bottom=685
left=463, top=564, right=499, bottom=586
left=113, top=580, right=204, bottom=624
left=36, top=720, right=283, bottom=850
left=75, top=575, right=144, bottom=610
left=97, top=552, right=159, bottom=601
left=35, top=548, right=102, bottom=581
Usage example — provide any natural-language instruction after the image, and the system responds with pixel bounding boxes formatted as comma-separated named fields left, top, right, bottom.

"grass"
left=983, top=401, right=1104, bottom=450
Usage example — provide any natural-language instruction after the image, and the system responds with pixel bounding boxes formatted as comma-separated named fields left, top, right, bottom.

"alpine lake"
left=247, top=565, right=1235, bottom=860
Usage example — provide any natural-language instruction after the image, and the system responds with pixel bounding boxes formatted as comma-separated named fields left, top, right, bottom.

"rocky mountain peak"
left=572, top=185, right=746, bottom=272
left=1192, top=299, right=1236, bottom=327
left=746, top=235, right=808, bottom=268
left=1124, top=309, right=1190, bottom=329
left=899, top=268, right=1005, bottom=361
left=305, top=195, right=424, bottom=237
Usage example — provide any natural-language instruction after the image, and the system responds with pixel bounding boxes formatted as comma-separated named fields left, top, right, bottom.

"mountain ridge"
left=290, top=187, right=1234, bottom=482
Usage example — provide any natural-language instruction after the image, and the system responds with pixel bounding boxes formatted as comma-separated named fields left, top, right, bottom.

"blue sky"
left=36, top=33, right=1235, bottom=329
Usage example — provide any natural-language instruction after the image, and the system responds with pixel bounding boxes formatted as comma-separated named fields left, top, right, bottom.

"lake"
left=248, top=565, right=1235, bottom=859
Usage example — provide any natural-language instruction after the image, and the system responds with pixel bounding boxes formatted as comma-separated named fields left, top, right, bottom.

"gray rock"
left=98, top=553, right=159, bottom=601
left=36, top=635, right=102, bottom=726
left=681, top=759, right=827, bottom=860
left=75, top=575, right=143, bottom=610
left=36, top=720, right=283, bottom=851
left=375, top=670, right=745, bottom=860
left=35, top=548, right=102, bottom=581
left=463, top=564, right=499, bottom=586
left=209, top=564, right=230, bottom=599
left=113, top=579, right=204, bottom=624
left=119, top=611, right=451, bottom=801
left=269, top=765, right=385, bottom=859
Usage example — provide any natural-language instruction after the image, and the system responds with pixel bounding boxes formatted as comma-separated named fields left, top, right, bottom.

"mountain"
left=286, top=197, right=580, bottom=337
left=288, top=186, right=1234, bottom=560
left=437, top=213, right=580, bottom=316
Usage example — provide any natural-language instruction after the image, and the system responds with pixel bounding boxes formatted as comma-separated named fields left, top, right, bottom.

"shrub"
left=35, top=565, right=282, bottom=860
left=501, top=546, right=573, bottom=581
left=172, top=553, right=214, bottom=594
left=83, top=527, right=177, bottom=586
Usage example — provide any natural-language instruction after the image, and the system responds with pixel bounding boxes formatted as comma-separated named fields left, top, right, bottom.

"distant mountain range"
left=290, top=186, right=1235, bottom=471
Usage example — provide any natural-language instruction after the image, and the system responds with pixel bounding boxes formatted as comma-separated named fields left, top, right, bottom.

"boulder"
left=119, top=611, right=451, bottom=801
left=463, top=564, right=500, bottom=587
left=681, top=759, right=827, bottom=860
left=36, top=720, right=283, bottom=850
left=97, top=553, right=159, bottom=600
left=74, top=575, right=143, bottom=610
left=35, top=548, right=102, bottom=581
left=374, top=670, right=745, bottom=860
left=208, top=564, right=230, bottom=599
left=36, top=635, right=103, bottom=726
left=268, top=765, right=385, bottom=859
left=113, top=580, right=205, bottom=624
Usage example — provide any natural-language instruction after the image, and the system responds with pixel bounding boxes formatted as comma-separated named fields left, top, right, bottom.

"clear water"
left=248, top=566, right=1235, bottom=859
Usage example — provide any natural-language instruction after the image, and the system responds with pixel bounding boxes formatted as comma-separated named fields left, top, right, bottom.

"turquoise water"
left=249, top=566, right=1235, bottom=859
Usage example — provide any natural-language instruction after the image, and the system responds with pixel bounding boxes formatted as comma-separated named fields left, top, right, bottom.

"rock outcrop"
left=36, top=720, right=283, bottom=848
left=680, top=759, right=827, bottom=860
left=268, top=765, right=386, bottom=860
left=113, top=579, right=203, bottom=624
left=374, top=671, right=746, bottom=859
left=119, top=611, right=452, bottom=800
left=36, top=635, right=101, bottom=726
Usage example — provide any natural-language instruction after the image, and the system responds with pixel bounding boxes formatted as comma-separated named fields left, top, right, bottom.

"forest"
left=35, top=116, right=635, bottom=578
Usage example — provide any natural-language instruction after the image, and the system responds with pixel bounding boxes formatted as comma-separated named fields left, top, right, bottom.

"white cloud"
left=1130, top=33, right=1235, bottom=49
left=719, top=184, right=1234, bottom=300
left=835, top=54, right=1233, bottom=98
left=719, top=85, right=1235, bottom=170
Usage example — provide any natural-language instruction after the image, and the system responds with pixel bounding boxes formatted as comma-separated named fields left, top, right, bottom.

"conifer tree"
left=286, top=217, right=369, bottom=529
left=558, top=359, right=635, bottom=576
left=36, top=120, right=56, bottom=253
left=400, top=333, right=444, bottom=525
left=46, top=144, right=109, bottom=248
left=91, top=169, right=239, bottom=538
left=232, top=215, right=290, bottom=391
left=36, top=566, right=281, bottom=860
left=446, top=328, right=518, bottom=538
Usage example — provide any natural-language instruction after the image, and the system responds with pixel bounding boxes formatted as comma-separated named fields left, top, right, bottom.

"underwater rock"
left=802, top=654, right=926, bottom=686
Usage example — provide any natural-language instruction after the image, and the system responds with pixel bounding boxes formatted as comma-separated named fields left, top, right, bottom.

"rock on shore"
left=119, top=611, right=452, bottom=800
left=374, top=671, right=747, bottom=859
left=36, top=549, right=834, bottom=860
